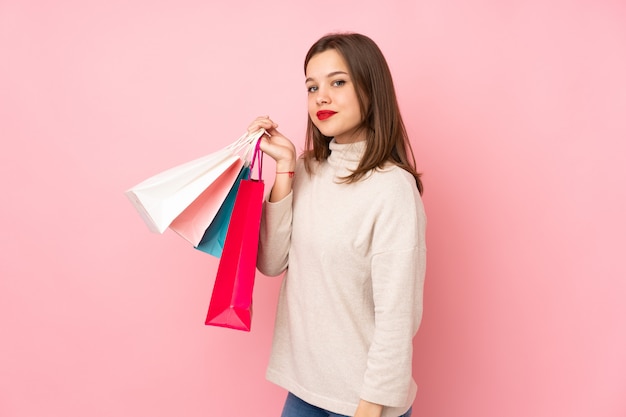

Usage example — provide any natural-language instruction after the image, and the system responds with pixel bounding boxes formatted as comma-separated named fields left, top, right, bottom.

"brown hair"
left=302, top=32, right=423, bottom=194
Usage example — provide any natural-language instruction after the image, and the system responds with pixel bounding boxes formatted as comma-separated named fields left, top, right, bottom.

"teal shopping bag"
left=195, top=165, right=251, bottom=257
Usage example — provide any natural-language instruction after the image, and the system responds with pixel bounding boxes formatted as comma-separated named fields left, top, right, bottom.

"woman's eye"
left=307, top=85, right=318, bottom=93
left=332, top=80, right=346, bottom=87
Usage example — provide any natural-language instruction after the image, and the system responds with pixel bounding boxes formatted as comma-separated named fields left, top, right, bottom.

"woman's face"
left=305, top=49, right=365, bottom=144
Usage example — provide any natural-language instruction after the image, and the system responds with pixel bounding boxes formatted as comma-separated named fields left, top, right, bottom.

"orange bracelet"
left=276, top=171, right=295, bottom=178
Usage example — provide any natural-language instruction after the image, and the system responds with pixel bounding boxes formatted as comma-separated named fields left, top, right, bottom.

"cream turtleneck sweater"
left=257, top=139, right=426, bottom=417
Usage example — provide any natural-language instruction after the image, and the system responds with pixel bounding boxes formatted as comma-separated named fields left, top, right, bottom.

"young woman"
left=248, top=32, right=426, bottom=417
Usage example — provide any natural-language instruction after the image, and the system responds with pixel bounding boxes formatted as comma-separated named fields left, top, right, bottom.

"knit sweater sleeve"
left=360, top=171, right=427, bottom=407
left=256, top=191, right=293, bottom=277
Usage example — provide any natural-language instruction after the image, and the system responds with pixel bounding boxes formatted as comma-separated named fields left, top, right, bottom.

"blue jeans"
left=281, top=392, right=412, bottom=417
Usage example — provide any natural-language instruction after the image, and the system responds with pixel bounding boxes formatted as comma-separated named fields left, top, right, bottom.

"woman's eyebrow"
left=305, top=70, right=349, bottom=84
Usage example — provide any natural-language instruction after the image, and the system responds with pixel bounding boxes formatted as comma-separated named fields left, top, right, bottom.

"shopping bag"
left=195, top=164, right=251, bottom=257
left=205, top=141, right=264, bottom=331
left=169, top=133, right=259, bottom=246
left=125, top=130, right=264, bottom=234
left=168, top=160, right=244, bottom=246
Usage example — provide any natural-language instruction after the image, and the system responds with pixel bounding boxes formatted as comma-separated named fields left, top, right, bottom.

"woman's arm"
left=248, top=116, right=296, bottom=276
left=361, top=170, right=427, bottom=410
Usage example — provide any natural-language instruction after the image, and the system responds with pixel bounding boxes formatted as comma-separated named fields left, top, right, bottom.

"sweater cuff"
left=265, top=189, right=293, bottom=206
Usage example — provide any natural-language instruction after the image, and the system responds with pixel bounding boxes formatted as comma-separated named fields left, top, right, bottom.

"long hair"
left=302, top=32, right=423, bottom=194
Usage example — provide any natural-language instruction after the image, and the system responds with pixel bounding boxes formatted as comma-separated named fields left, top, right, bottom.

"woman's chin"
left=315, top=128, right=334, bottom=138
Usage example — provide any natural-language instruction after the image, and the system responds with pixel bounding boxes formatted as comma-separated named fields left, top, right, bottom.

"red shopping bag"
left=205, top=140, right=264, bottom=331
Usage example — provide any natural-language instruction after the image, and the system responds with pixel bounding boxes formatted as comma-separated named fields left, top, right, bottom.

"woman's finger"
left=247, top=116, right=277, bottom=134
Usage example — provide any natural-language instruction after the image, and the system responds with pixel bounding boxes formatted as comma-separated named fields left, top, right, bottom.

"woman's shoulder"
left=361, top=165, right=424, bottom=219
left=370, top=163, right=420, bottom=193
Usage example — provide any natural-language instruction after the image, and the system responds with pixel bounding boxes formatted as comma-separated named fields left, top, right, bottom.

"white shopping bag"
left=125, top=129, right=265, bottom=234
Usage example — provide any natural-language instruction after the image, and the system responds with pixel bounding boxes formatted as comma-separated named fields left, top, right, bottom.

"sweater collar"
left=327, top=139, right=367, bottom=169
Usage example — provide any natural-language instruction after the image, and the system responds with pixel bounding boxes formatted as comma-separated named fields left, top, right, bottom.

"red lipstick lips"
left=317, top=110, right=336, bottom=121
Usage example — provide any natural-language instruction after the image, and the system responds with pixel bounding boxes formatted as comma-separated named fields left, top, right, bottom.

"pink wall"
left=1, top=1, right=625, bottom=416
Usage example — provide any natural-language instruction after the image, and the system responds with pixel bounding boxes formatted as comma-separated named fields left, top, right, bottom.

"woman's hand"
left=247, top=116, right=296, bottom=202
left=247, top=116, right=296, bottom=173
left=354, top=399, right=383, bottom=417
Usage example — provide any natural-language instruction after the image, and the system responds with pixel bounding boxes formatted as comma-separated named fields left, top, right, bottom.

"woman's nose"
left=316, top=94, right=329, bottom=105
left=316, top=87, right=330, bottom=105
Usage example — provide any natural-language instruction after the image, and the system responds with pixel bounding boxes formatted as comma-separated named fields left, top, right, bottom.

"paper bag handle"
left=249, top=137, right=263, bottom=181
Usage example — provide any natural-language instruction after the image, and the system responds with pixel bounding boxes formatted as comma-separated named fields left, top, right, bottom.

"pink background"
left=1, top=1, right=625, bottom=416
